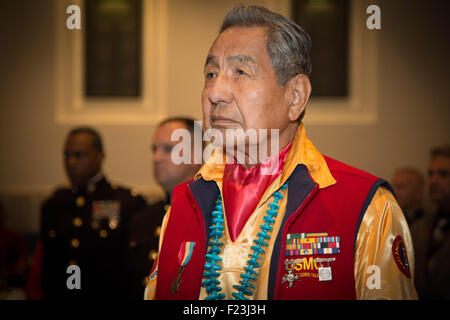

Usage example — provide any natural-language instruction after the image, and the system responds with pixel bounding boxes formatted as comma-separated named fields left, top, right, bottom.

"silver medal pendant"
left=318, top=266, right=332, bottom=281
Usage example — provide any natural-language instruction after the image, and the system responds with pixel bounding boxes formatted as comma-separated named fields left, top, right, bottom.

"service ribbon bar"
left=286, top=233, right=340, bottom=256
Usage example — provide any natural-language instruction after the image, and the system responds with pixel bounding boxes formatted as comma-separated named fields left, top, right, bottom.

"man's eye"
left=74, top=152, right=87, bottom=158
left=163, top=146, right=173, bottom=153
left=206, top=72, right=216, bottom=79
left=439, top=170, right=449, bottom=178
left=236, top=69, right=247, bottom=76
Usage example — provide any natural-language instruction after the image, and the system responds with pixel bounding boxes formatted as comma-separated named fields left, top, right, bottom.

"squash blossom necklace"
left=201, top=180, right=288, bottom=300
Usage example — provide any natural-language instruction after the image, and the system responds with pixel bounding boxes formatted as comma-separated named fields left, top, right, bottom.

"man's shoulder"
left=133, top=200, right=168, bottom=219
left=130, top=200, right=167, bottom=228
left=323, top=155, right=380, bottom=184
left=43, top=186, right=73, bottom=205
left=101, top=179, right=147, bottom=205
left=172, top=179, right=195, bottom=195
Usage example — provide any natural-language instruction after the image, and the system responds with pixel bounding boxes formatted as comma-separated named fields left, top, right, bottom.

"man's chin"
left=69, top=179, right=83, bottom=188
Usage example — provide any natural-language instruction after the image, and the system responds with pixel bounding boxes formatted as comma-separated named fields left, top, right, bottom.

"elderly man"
left=145, top=5, right=417, bottom=300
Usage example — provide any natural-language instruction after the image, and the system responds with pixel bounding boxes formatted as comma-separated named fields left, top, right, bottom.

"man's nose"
left=428, top=171, right=442, bottom=188
left=66, top=155, right=78, bottom=168
left=207, top=73, right=233, bottom=106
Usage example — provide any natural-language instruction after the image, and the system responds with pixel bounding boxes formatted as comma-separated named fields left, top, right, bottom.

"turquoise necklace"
left=201, top=180, right=288, bottom=300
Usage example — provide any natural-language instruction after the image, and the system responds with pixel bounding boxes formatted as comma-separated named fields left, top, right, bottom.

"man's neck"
left=226, top=132, right=296, bottom=169
left=72, top=171, right=103, bottom=192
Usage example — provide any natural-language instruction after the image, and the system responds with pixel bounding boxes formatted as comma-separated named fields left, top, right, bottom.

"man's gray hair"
left=219, top=4, right=312, bottom=85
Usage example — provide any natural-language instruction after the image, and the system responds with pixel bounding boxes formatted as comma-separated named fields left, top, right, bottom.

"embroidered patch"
left=392, top=235, right=411, bottom=279
left=286, top=232, right=340, bottom=256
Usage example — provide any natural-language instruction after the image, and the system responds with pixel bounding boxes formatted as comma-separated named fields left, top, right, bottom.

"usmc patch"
left=392, top=235, right=411, bottom=279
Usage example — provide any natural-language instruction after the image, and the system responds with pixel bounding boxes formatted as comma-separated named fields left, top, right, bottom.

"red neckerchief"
left=222, top=142, right=293, bottom=242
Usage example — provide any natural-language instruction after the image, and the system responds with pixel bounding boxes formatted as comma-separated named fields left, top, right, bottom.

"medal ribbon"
left=171, top=241, right=196, bottom=294
left=177, top=241, right=196, bottom=267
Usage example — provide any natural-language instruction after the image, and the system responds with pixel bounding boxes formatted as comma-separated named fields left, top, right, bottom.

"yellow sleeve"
left=354, top=186, right=418, bottom=300
left=144, top=207, right=171, bottom=300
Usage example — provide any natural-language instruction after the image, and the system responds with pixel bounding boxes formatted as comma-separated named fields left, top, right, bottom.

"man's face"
left=152, top=121, right=200, bottom=193
left=391, top=171, right=424, bottom=211
left=64, top=133, right=103, bottom=187
left=202, top=26, right=292, bottom=154
left=428, top=155, right=450, bottom=206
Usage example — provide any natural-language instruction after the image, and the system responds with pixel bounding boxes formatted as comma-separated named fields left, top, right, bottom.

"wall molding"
left=268, top=0, right=380, bottom=125
left=54, top=0, right=169, bottom=125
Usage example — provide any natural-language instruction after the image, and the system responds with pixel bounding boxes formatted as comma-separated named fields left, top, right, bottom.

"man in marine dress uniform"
left=40, top=127, right=146, bottom=299
left=145, top=5, right=417, bottom=300
left=129, top=118, right=203, bottom=298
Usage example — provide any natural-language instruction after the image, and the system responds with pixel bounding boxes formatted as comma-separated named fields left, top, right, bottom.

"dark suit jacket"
left=412, top=210, right=450, bottom=299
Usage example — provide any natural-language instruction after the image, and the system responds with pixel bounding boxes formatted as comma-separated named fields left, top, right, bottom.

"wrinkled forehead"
left=206, top=26, right=269, bottom=64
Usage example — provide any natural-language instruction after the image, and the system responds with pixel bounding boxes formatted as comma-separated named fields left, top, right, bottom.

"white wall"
left=0, top=0, right=449, bottom=233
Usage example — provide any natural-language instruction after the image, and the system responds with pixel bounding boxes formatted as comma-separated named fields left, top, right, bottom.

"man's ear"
left=286, top=74, right=311, bottom=122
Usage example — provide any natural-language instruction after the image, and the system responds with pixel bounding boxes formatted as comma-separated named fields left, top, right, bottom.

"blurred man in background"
left=29, top=127, right=146, bottom=299
left=391, top=167, right=425, bottom=226
left=128, top=117, right=203, bottom=298
left=413, top=145, right=450, bottom=299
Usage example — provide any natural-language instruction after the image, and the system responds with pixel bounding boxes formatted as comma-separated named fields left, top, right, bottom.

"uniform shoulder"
left=107, top=181, right=148, bottom=207
left=108, top=181, right=137, bottom=196
left=41, top=185, right=73, bottom=219
left=130, top=200, right=168, bottom=225
left=43, top=185, right=72, bottom=204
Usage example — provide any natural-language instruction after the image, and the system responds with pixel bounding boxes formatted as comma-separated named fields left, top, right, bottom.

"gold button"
left=99, top=229, right=108, bottom=238
left=73, top=217, right=83, bottom=227
left=69, top=259, right=77, bottom=265
left=164, top=204, right=170, bottom=211
left=76, top=196, right=85, bottom=207
left=48, top=230, right=56, bottom=238
left=148, top=250, right=157, bottom=261
left=154, top=226, right=161, bottom=237
left=108, top=220, right=118, bottom=230
left=129, top=240, right=137, bottom=248
left=111, top=183, right=118, bottom=190
left=70, top=238, right=80, bottom=248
